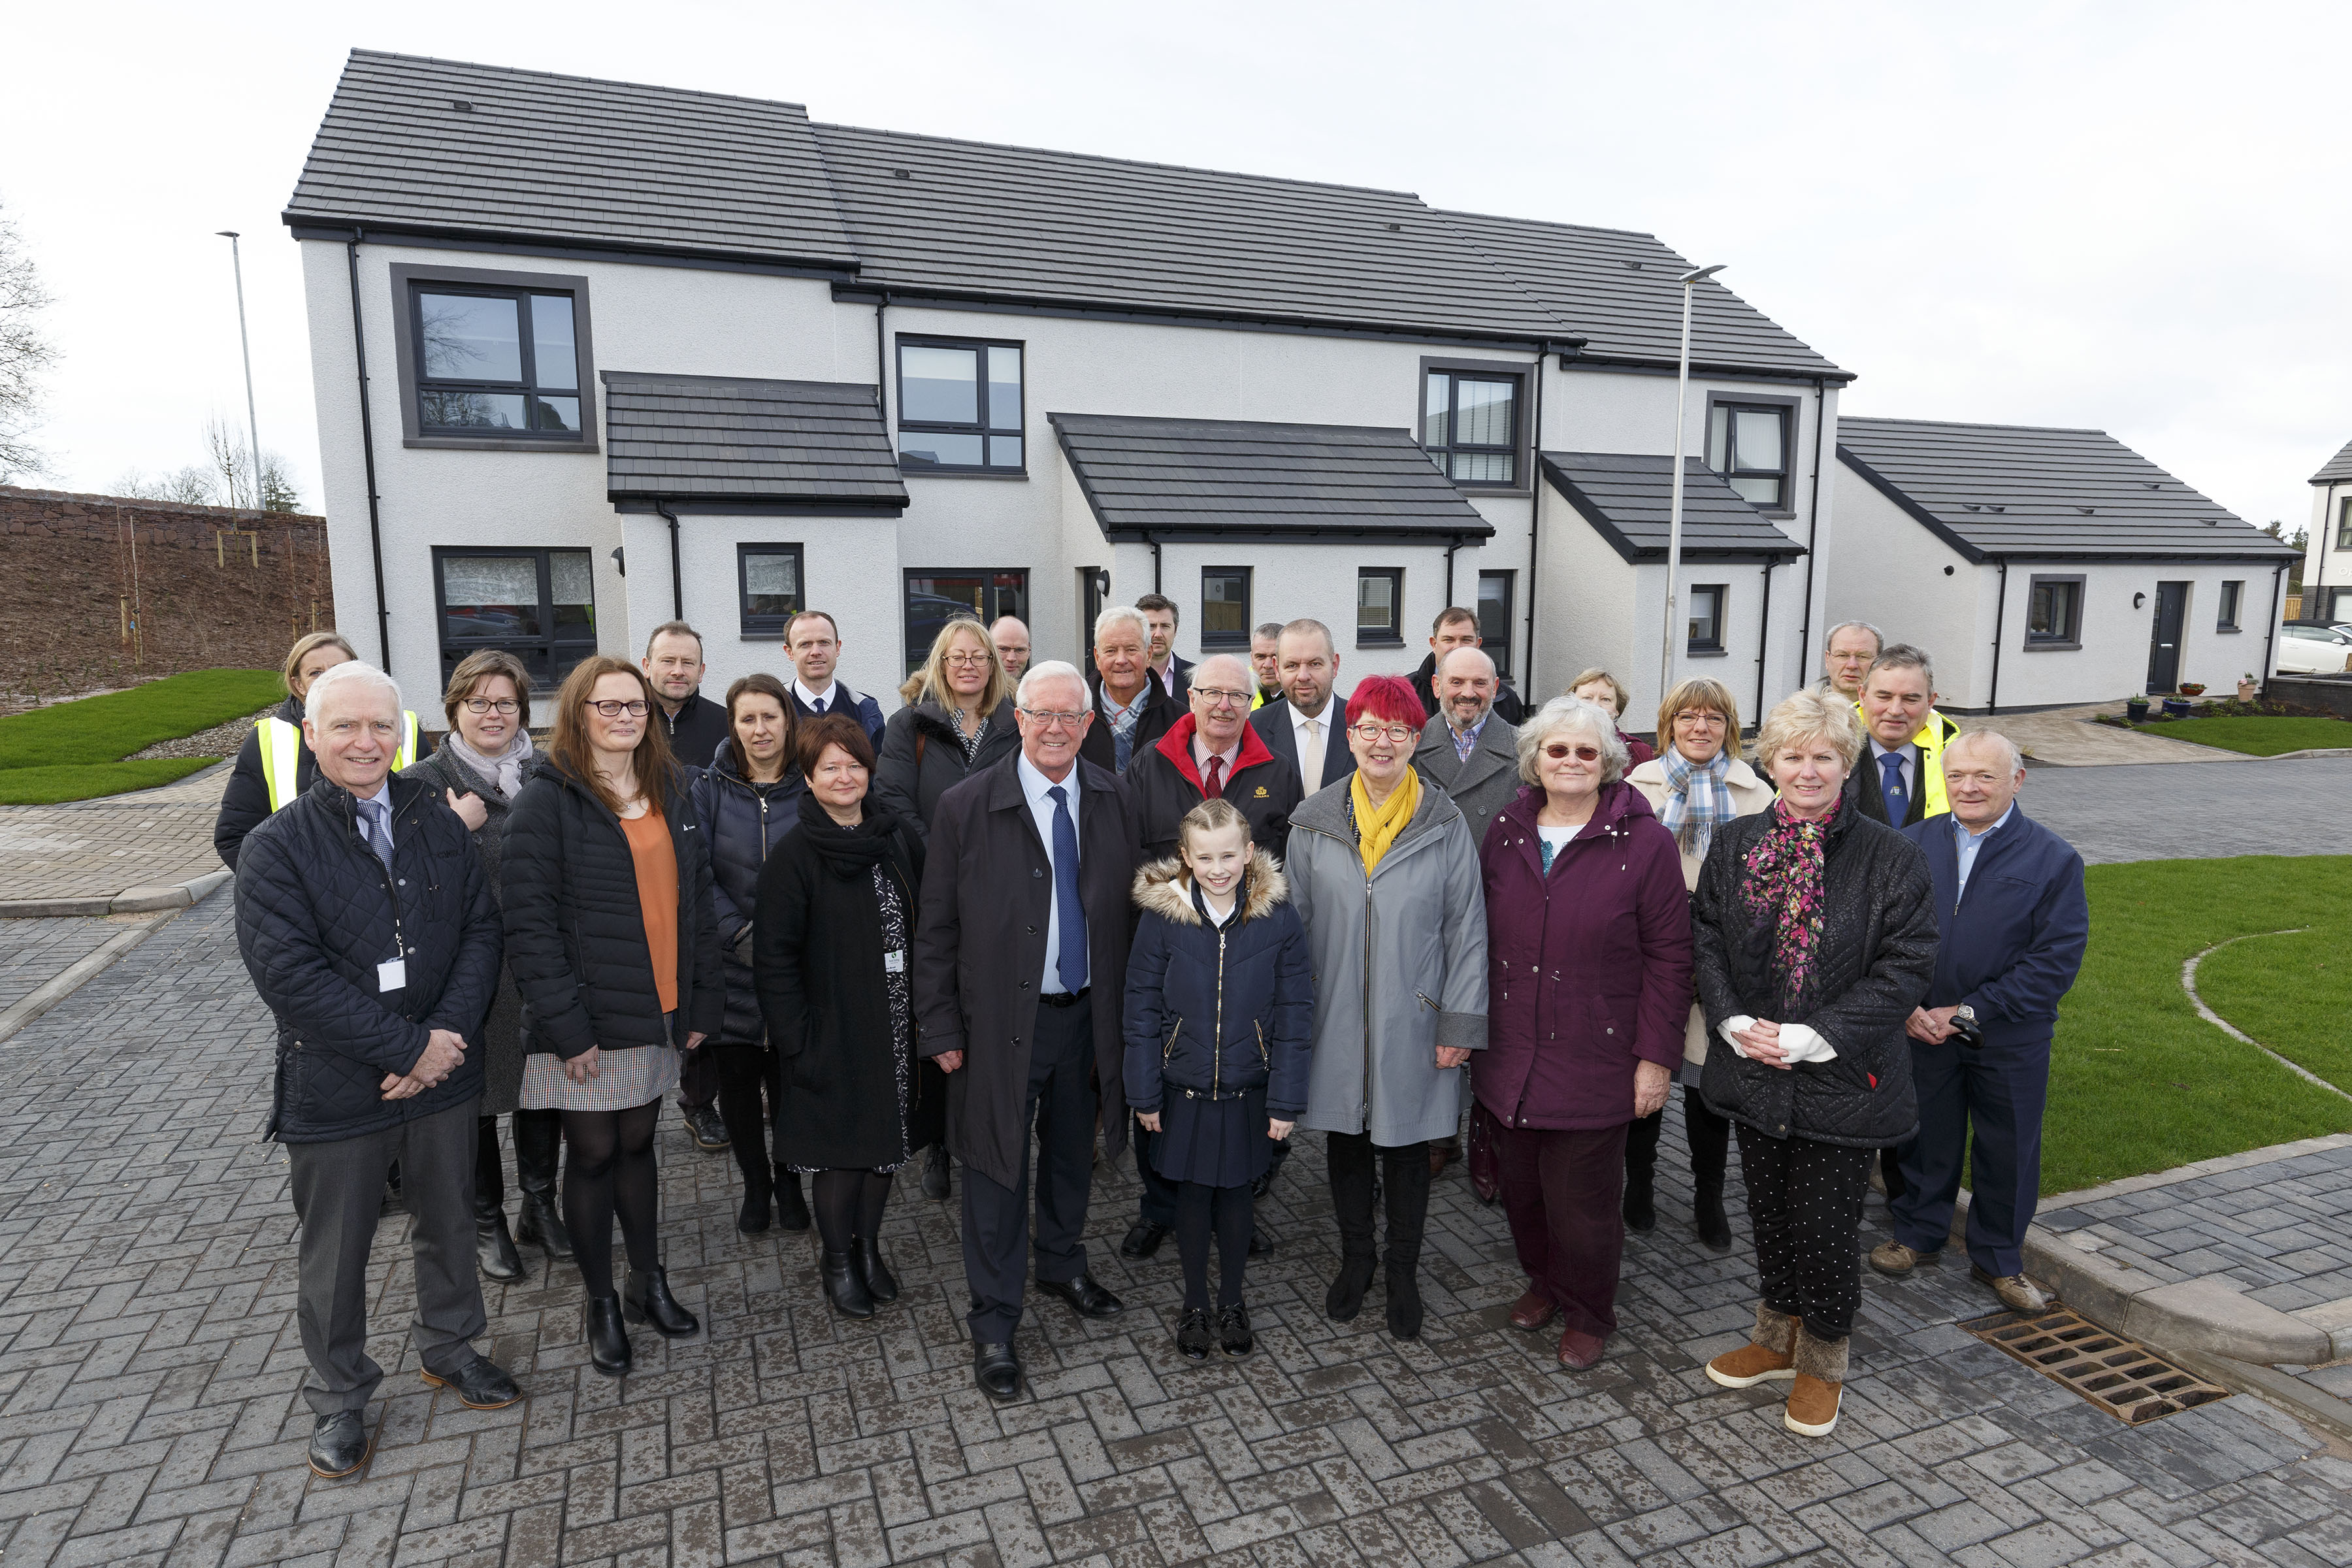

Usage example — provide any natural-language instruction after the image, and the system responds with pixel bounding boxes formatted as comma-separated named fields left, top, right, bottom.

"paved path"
left=2018, top=755, right=2352, bottom=864
left=0, top=763, right=230, bottom=908
left=1963, top=706, right=2230, bottom=768
left=0, top=918, right=125, bottom=1011
left=3, top=890, right=2349, bottom=1567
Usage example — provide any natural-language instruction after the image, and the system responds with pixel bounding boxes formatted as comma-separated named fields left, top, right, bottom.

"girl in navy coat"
left=1124, top=799, right=1314, bottom=1361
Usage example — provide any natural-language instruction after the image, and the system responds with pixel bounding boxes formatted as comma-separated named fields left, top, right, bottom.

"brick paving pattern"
left=0, top=800, right=223, bottom=902
left=0, top=917, right=125, bottom=1011
left=2019, top=755, right=2352, bottom=864
left=3, top=889, right=2351, bottom=1567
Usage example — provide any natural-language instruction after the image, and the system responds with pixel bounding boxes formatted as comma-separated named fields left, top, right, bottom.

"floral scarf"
left=1740, top=796, right=1838, bottom=1005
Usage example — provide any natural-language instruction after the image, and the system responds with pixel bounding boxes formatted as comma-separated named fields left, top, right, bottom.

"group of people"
left=223, top=596, right=2087, bottom=1480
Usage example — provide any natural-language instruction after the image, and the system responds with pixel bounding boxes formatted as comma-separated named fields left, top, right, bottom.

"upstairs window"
left=1423, top=370, right=1520, bottom=485
left=1687, top=584, right=1727, bottom=653
left=412, top=286, right=583, bottom=436
left=1708, top=401, right=1791, bottom=509
left=1357, top=568, right=1405, bottom=646
left=1201, top=568, right=1251, bottom=649
left=1477, top=571, right=1514, bottom=679
left=898, top=338, right=1024, bottom=472
left=2338, top=497, right=2351, bottom=550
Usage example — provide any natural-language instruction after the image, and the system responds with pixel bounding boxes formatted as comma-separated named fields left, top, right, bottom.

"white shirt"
left=1016, top=751, right=1085, bottom=993
left=1953, top=804, right=2016, bottom=902
left=795, top=678, right=842, bottom=713
left=1289, top=695, right=1335, bottom=787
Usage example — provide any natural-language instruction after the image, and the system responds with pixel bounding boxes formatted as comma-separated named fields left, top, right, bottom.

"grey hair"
left=304, top=660, right=403, bottom=721
left=1823, top=619, right=1885, bottom=656
left=1515, top=696, right=1629, bottom=787
left=1017, top=659, right=1088, bottom=708
left=1253, top=621, right=1284, bottom=642
left=1867, top=641, right=1936, bottom=691
left=1093, top=604, right=1149, bottom=647
left=1944, top=727, right=2024, bottom=776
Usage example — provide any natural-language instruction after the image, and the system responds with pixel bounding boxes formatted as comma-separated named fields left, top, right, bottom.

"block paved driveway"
left=3, top=890, right=2349, bottom=1568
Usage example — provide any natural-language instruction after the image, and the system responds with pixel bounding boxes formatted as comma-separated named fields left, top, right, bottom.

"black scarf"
left=796, top=787, right=902, bottom=879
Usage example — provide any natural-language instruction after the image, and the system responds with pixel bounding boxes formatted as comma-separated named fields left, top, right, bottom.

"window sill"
left=1200, top=638, right=1251, bottom=653
left=1356, top=634, right=1405, bottom=649
left=2217, top=625, right=2243, bottom=634
left=405, top=436, right=598, bottom=453
left=1685, top=646, right=1728, bottom=658
left=2020, top=639, right=2082, bottom=653
left=738, top=631, right=788, bottom=642
left=902, top=467, right=1029, bottom=480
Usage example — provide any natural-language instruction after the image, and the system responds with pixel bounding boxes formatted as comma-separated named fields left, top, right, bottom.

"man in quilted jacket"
left=235, top=662, right=515, bottom=1480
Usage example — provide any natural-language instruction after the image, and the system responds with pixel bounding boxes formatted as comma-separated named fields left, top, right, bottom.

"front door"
left=2146, top=581, right=2189, bottom=694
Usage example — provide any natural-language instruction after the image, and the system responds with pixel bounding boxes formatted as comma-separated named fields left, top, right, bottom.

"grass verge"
left=2192, top=926, right=2352, bottom=1096
left=2044, top=855, right=2352, bottom=1194
left=2127, top=714, right=2352, bottom=756
left=0, top=759, right=222, bottom=806
left=0, top=669, right=281, bottom=804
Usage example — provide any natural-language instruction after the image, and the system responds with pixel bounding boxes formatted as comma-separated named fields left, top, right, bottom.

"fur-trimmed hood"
left=1131, top=847, right=1288, bottom=924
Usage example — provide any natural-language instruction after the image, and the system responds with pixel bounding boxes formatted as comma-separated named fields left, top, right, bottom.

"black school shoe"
left=1218, top=1303, right=1254, bottom=1358
left=1175, top=1309, right=1215, bottom=1362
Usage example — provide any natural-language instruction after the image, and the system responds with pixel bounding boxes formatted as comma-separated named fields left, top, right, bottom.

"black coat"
left=1122, top=850, right=1314, bottom=1117
left=789, top=681, right=889, bottom=751
left=1248, top=698, right=1356, bottom=794
left=1119, top=712, right=1302, bottom=862
left=1409, top=653, right=1526, bottom=727
left=911, top=753, right=1143, bottom=1190
left=690, top=747, right=806, bottom=1046
left=400, top=742, right=538, bottom=1112
left=658, top=692, right=734, bottom=771
left=234, top=772, right=504, bottom=1143
left=502, top=761, right=724, bottom=1058
left=1901, top=806, right=2089, bottom=1049
left=874, top=698, right=1021, bottom=841
left=216, top=694, right=310, bottom=870
left=1079, top=668, right=1179, bottom=774
left=754, top=791, right=939, bottom=1168
left=1693, top=806, right=1939, bottom=1147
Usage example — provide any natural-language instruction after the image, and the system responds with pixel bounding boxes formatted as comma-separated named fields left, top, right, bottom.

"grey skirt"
left=519, top=1015, right=682, bottom=1112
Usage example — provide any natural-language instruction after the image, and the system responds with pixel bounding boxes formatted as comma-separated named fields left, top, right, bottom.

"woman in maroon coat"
left=1476, top=696, right=1693, bottom=1371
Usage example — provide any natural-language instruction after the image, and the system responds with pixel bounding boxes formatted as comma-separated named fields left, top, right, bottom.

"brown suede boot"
left=1784, top=1327, right=1848, bottom=1437
left=1706, top=1304, right=1799, bottom=1388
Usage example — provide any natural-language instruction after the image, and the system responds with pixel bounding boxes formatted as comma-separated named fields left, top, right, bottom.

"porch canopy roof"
left=601, top=372, right=907, bottom=514
left=1539, top=451, right=1806, bottom=562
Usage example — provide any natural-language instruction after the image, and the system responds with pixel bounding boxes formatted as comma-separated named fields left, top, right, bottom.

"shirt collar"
left=1193, top=730, right=1243, bottom=773
left=1099, top=682, right=1149, bottom=722
left=1953, top=804, right=2015, bottom=843
left=1870, top=737, right=1914, bottom=762
left=1017, top=751, right=1079, bottom=806
left=351, top=779, right=392, bottom=809
left=1449, top=711, right=1489, bottom=744
left=1292, top=696, right=1334, bottom=728
left=796, top=679, right=840, bottom=708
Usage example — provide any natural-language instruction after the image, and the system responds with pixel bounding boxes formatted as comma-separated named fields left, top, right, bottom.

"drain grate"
left=1961, top=1306, right=2229, bottom=1424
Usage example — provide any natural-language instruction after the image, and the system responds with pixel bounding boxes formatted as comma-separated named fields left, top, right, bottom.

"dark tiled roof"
left=600, top=374, right=906, bottom=508
left=284, top=52, right=858, bottom=267
left=1836, top=417, right=2296, bottom=561
left=1050, top=414, right=1494, bottom=542
left=1539, top=453, right=1805, bottom=561
left=1440, top=210, right=1848, bottom=380
left=2311, top=438, right=2352, bottom=485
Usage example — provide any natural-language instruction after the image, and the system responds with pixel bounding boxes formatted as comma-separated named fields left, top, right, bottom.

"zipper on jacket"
left=1164, top=1015, right=1183, bottom=1066
left=1255, top=1019, right=1268, bottom=1070
left=1213, top=924, right=1227, bottom=1100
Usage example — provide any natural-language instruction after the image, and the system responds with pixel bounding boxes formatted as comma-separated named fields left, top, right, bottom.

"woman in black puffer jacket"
left=1691, top=689, right=1936, bottom=1443
left=689, top=672, right=809, bottom=1235
left=1122, top=801, right=1314, bottom=1361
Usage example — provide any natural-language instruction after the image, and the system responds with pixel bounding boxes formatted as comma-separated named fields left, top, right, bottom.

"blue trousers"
left=1889, top=1034, right=2051, bottom=1277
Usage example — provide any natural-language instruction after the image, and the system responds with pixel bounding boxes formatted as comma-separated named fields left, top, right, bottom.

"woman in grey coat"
left=402, top=649, right=569, bottom=1282
left=1287, top=676, right=1487, bottom=1339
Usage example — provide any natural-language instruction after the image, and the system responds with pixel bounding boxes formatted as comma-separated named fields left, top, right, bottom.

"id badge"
left=883, top=949, right=906, bottom=975
left=377, top=958, right=408, bottom=992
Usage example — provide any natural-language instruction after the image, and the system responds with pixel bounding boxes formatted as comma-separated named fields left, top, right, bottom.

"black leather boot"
left=1324, top=1133, right=1379, bottom=1321
left=738, top=1168, right=773, bottom=1234
left=822, top=1250, right=875, bottom=1318
left=921, top=1144, right=951, bottom=1200
left=622, top=1266, right=700, bottom=1338
left=585, top=1296, right=630, bottom=1377
left=1382, top=1145, right=1432, bottom=1340
left=857, top=1237, right=899, bottom=1303
left=1686, top=1086, right=1734, bottom=1252
left=1623, top=1109, right=1660, bottom=1233
left=513, top=1111, right=573, bottom=1261
left=774, top=1169, right=811, bottom=1232
left=474, top=1119, right=527, bottom=1282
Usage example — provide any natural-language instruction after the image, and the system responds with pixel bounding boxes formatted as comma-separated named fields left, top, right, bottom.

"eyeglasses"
left=943, top=652, right=992, bottom=667
left=584, top=699, right=649, bottom=718
left=1672, top=711, right=1727, bottom=728
left=1019, top=708, right=1089, bottom=730
left=1351, top=723, right=1416, bottom=743
left=461, top=698, right=521, bottom=715
left=1193, top=687, right=1252, bottom=710
left=1542, top=743, right=1602, bottom=762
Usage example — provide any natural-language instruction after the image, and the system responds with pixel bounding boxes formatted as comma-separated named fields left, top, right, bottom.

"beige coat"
left=1626, top=753, right=1776, bottom=1066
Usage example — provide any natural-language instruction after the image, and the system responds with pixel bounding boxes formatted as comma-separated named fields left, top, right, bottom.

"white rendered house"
left=1829, top=418, right=2296, bottom=709
left=2302, top=438, right=2352, bottom=623
left=284, top=52, right=1848, bottom=734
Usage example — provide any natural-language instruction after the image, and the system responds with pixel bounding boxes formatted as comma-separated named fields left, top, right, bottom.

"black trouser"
left=713, top=1043, right=783, bottom=1194
left=474, top=1107, right=561, bottom=1217
left=1624, top=1084, right=1732, bottom=1190
left=679, top=1038, right=720, bottom=1111
left=962, top=994, right=1098, bottom=1343
left=1737, top=1124, right=1873, bottom=1343
left=1325, top=1132, right=1431, bottom=1275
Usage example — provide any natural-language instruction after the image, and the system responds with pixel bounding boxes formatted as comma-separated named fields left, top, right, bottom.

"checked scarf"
left=1658, top=745, right=1735, bottom=858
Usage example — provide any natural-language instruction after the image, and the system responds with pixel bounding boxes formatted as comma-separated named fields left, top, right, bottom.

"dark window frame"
left=430, top=545, right=600, bottom=692
left=1200, top=566, right=1252, bottom=650
left=736, top=543, right=807, bottom=640
left=1477, top=570, right=1515, bottom=681
left=1686, top=582, right=1729, bottom=655
left=1418, top=356, right=1529, bottom=493
left=902, top=567, right=1031, bottom=675
left=1705, top=392, right=1799, bottom=516
left=389, top=264, right=598, bottom=453
left=2338, top=497, right=2352, bottom=550
left=2022, top=572, right=2087, bottom=651
left=1356, top=566, right=1406, bottom=648
left=2217, top=579, right=2244, bottom=633
left=895, top=334, right=1027, bottom=476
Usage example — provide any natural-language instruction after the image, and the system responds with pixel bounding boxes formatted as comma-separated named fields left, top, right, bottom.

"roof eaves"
left=1833, top=445, right=1989, bottom=564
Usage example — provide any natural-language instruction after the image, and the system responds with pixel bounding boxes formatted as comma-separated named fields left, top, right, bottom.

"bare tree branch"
left=0, top=197, right=59, bottom=482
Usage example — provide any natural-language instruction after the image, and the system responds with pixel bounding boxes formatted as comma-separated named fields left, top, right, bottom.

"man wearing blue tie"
left=912, top=661, right=1144, bottom=1402
left=1845, top=644, right=1959, bottom=829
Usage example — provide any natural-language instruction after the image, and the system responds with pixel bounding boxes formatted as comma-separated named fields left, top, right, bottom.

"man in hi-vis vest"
left=218, top=633, right=419, bottom=870
left=1844, top=644, right=1959, bottom=829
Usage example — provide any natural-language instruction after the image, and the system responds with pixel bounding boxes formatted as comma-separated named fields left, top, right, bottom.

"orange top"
left=620, top=808, right=679, bottom=1014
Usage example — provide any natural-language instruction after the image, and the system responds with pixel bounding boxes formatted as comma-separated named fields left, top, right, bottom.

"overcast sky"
left=7, top=0, right=2347, bottom=536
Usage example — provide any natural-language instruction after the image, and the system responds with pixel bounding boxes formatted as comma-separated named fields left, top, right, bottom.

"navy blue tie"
left=1878, top=751, right=1908, bottom=821
left=1049, top=785, right=1087, bottom=992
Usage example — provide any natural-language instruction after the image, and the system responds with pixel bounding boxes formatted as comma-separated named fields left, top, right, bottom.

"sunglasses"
left=1541, top=743, right=1601, bottom=762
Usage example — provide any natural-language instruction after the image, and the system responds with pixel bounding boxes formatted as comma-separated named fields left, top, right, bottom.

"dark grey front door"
left=2146, top=581, right=2189, bottom=693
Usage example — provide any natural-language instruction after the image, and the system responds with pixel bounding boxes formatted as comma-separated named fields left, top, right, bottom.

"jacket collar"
left=1496, top=777, right=1654, bottom=839
left=1152, top=711, right=1277, bottom=789
left=306, top=768, right=425, bottom=823
left=1290, top=768, right=1460, bottom=855
left=983, top=749, right=1115, bottom=813
left=705, top=742, right=799, bottom=797
left=912, top=696, right=1017, bottom=737
left=1130, top=847, right=1288, bottom=924
left=1627, top=752, right=1764, bottom=793
left=1414, top=710, right=1516, bottom=779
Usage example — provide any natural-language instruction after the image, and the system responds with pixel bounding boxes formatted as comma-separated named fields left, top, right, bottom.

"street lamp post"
left=1661, top=263, right=1727, bottom=702
left=216, top=231, right=263, bottom=510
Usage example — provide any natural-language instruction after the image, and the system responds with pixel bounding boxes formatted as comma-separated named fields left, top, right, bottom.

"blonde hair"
left=283, top=631, right=358, bottom=696
left=1176, top=796, right=1249, bottom=856
left=1656, top=677, right=1740, bottom=752
left=1566, top=666, right=1630, bottom=717
left=1754, top=687, right=1864, bottom=773
left=911, top=617, right=1011, bottom=713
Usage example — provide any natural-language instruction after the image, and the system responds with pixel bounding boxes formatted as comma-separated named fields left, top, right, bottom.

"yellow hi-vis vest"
left=1854, top=703, right=1954, bottom=820
left=257, top=711, right=419, bottom=811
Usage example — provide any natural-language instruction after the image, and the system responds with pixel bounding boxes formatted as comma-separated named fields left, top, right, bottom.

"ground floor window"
left=1477, top=571, right=1514, bottom=679
left=1686, top=583, right=1727, bottom=653
left=1357, top=567, right=1403, bottom=647
left=433, top=547, right=597, bottom=693
left=905, top=569, right=1028, bottom=674
left=2217, top=580, right=2243, bottom=632
left=1201, top=567, right=1251, bottom=650
left=738, top=544, right=805, bottom=638
left=2026, top=574, right=2085, bottom=647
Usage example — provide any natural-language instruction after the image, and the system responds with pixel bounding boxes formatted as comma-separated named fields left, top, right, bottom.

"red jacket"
left=1473, top=781, right=1693, bottom=1131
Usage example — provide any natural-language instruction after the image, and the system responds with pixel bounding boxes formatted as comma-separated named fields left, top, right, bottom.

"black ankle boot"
left=513, top=1113, right=573, bottom=1261
left=738, top=1175, right=772, bottom=1234
left=774, top=1169, right=811, bottom=1232
left=1623, top=1166, right=1657, bottom=1233
left=1623, top=1109, right=1660, bottom=1233
left=822, top=1250, right=875, bottom=1318
left=623, top=1266, right=700, bottom=1337
left=476, top=1213, right=527, bottom=1282
left=857, top=1237, right=899, bottom=1303
left=1685, top=1085, right=1733, bottom=1252
left=585, top=1296, right=630, bottom=1377
left=1693, top=1177, right=1732, bottom=1252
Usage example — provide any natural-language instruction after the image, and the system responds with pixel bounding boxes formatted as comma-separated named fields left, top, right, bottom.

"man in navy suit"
left=785, top=610, right=887, bottom=749
left=1249, top=619, right=1355, bottom=796
left=1870, top=730, right=2087, bottom=1314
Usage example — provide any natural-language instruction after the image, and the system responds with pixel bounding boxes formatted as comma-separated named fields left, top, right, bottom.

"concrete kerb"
left=0, top=865, right=231, bottom=919
left=0, top=905, right=183, bottom=1046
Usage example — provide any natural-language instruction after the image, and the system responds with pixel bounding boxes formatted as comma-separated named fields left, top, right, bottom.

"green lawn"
left=0, top=669, right=282, bottom=804
left=2129, top=714, right=2352, bottom=756
left=2043, top=855, right=2352, bottom=1194
left=2193, top=926, right=2352, bottom=1096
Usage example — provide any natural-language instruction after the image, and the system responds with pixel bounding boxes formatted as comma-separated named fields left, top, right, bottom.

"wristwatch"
left=1953, top=1005, right=1976, bottom=1026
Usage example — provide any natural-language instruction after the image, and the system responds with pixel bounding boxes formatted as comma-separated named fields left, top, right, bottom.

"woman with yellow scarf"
left=1284, top=675, right=1488, bottom=1339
